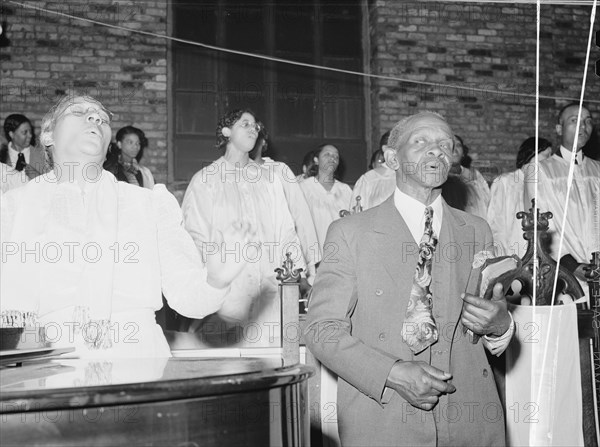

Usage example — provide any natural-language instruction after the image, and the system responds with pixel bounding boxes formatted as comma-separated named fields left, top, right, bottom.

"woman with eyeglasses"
left=103, top=125, right=155, bottom=189
left=0, top=96, right=252, bottom=358
left=182, top=109, right=305, bottom=348
left=299, top=143, right=352, bottom=257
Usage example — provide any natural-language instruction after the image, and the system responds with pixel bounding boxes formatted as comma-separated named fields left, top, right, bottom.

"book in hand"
left=464, top=255, right=522, bottom=344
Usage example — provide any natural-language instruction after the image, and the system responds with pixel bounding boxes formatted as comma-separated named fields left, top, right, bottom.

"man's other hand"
left=385, top=361, right=455, bottom=411
left=461, top=283, right=511, bottom=337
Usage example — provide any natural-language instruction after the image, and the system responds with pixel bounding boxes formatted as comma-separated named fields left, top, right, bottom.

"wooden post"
left=275, top=253, right=302, bottom=366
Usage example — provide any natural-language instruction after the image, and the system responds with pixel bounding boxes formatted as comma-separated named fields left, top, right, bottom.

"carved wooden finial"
left=275, top=252, right=303, bottom=283
left=340, top=196, right=363, bottom=218
left=515, top=199, right=584, bottom=305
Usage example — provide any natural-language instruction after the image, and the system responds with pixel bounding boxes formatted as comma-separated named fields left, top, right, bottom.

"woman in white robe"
left=0, top=96, right=251, bottom=358
left=181, top=109, right=305, bottom=348
left=299, top=144, right=352, bottom=258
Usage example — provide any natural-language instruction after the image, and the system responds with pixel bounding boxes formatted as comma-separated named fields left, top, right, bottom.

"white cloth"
left=139, top=164, right=155, bottom=189
left=0, top=162, right=28, bottom=194
left=0, top=170, right=229, bottom=358
left=459, top=166, right=491, bottom=219
left=298, top=177, right=352, bottom=254
left=559, top=145, right=583, bottom=165
left=350, top=166, right=396, bottom=211
left=526, top=153, right=600, bottom=302
left=7, top=142, right=31, bottom=165
left=261, top=157, right=320, bottom=282
left=487, top=168, right=529, bottom=258
left=394, top=188, right=514, bottom=354
left=505, top=304, right=583, bottom=446
left=182, top=157, right=305, bottom=347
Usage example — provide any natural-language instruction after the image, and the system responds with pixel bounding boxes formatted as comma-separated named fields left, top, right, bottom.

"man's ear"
left=222, top=127, right=232, bottom=138
left=383, top=145, right=400, bottom=171
left=555, top=123, right=563, bottom=137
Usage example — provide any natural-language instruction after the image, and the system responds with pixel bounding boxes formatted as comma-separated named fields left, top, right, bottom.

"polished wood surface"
left=1, top=357, right=313, bottom=446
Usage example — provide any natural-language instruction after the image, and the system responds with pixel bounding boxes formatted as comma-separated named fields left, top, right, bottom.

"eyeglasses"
left=62, top=104, right=113, bottom=125
left=237, top=120, right=261, bottom=132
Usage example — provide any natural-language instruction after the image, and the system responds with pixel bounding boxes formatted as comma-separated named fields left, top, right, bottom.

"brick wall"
left=2, top=1, right=598, bottom=185
left=0, top=1, right=168, bottom=183
left=368, top=1, right=600, bottom=179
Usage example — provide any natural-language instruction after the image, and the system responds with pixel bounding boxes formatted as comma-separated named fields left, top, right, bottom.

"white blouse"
left=1, top=170, right=228, bottom=358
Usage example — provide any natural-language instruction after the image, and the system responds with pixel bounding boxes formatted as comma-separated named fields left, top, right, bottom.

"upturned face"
left=9, top=122, right=33, bottom=151
left=556, top=105, right=593, bottom=152
left=387, top=113, right=455, bottom=191
left=50, top=97, right=112, bottom=163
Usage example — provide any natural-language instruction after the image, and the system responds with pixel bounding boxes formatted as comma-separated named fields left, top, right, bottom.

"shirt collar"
left=393, top=187, right=443, bottom=243
left=8, top=142, right=31, bottom=164
left=559, top=145, right=583, bottom=165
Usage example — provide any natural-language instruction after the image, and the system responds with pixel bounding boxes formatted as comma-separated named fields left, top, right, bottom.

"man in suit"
left=305, top=111, right=514, bottom=446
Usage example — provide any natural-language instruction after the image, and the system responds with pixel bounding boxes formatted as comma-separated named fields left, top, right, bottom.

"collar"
left=393, top=188, right=443, bottom=243
left=559, top=145, right=583, bottom=164
left=8, top=142, right=31, bottom=163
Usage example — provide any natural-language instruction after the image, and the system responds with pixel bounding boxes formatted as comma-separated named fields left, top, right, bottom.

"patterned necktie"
left=401, top=206, right=439, bottom=354
left=15, top=153, right=26, bottom=171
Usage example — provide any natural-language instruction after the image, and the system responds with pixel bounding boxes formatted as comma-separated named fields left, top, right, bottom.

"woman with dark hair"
left=103, top=125, right=155, bottom=188
left=299, top=143, right=352, bottom=253
left=487, top=136, right=553, bottom=257
left=1, top=113, right=47, bottom=179
left=181, top=109, right=305, bottom=348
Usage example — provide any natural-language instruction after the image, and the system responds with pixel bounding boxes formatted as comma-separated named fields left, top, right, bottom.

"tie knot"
left=425, top=206, right=433, bottom=219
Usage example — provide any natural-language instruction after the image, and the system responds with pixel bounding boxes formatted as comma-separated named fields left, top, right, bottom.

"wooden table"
left=0, top=356, right=313, bottom=446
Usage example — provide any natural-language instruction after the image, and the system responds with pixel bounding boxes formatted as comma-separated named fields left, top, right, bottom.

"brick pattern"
left=369, top=2, right=600, bottom=179
left=0, top=1, right=168, bottom=183
left=1, top=1, right=598, bottom=185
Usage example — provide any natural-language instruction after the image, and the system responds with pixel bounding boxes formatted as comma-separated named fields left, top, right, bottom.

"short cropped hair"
left=387, top=111, right=447, bottom=150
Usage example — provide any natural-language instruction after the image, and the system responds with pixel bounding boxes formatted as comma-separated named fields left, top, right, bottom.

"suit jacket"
left=304, top=196, right=505, bottom=447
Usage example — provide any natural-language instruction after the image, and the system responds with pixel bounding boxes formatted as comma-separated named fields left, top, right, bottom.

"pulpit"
left=502, top=201, right=599, bottom=446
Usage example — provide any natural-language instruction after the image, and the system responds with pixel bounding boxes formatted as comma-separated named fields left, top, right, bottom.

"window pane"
left=175, top=92, right=218, bottom=135
left=172, top=1, right=217, bottom=43
left=275, top=5, right=314, bottom=54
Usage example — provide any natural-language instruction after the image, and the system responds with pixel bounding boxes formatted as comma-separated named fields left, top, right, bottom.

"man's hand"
left=461, top=283, right=511, bottom=337
left=385, top=361, right=456, bottom=411
left=206, top=220, right=255, bottom=289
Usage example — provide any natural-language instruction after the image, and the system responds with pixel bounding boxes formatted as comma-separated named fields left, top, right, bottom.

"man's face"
left=51, top=97, right=112, bottom=163
left=390, top=114, right=455, bottom=190
left=556, top=105, right=593, bottom=152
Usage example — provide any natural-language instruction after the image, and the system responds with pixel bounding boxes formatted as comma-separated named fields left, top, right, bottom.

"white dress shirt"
left=8, top=142, right=31, bottom=165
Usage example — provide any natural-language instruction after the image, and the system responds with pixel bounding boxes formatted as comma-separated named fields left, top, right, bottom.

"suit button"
left=375, top=289, right=383, bottom=296
left=378, top=332, right=386, bottom=341
left=483, top=368, right=488, bottom=377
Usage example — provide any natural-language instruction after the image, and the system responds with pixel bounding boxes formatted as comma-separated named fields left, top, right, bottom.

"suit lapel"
left=368, top=196, right=419, bottom=291
left=431, top=203, right=474, bottom=323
